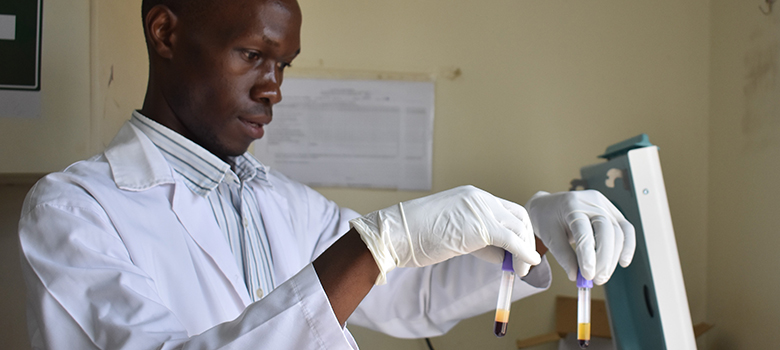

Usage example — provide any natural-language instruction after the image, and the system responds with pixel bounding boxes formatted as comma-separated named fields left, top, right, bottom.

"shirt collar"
left=130, top=111, right=271, bottom=196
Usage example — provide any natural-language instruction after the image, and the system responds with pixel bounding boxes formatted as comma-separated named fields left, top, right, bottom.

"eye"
left=277, top=61, right=292, bottom=71
left=241, top=50, right=262, bottom=61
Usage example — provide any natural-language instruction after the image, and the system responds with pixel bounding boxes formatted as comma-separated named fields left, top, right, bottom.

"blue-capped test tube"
left=577, top=270, right=593, bottom=348
left=494, top=250, right=515, bottom=337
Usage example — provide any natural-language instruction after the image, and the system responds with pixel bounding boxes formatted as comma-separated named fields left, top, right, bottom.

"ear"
left=144, top=5, right=179, bottom=60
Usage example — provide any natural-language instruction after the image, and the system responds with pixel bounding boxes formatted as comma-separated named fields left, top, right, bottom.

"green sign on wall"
left=0, top=0, right=42, bottom=91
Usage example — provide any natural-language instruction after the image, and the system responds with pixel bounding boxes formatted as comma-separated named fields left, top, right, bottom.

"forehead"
left=195, top=0, right=301, bottom=45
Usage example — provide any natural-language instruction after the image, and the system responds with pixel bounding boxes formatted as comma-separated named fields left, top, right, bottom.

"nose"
left=250, top=62, right=283, bottom=105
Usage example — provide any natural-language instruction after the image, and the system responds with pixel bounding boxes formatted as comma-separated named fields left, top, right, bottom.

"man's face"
left=162, top=0, right=301, bottom=160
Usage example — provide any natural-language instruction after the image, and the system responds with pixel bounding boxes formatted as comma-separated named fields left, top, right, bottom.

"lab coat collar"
left=105, top=122, right=176, bottom=191
left=130, top=111, right=231, bottom=196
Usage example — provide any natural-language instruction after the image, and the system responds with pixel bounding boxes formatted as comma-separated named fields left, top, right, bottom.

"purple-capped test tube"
left=577, top=270, right=593, bottom=348
left=494, top=250, right=515, bottom=337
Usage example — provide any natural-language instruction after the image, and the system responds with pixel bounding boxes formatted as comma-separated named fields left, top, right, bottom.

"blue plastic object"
left=598, top=134, right=653, bottom=160
left=580, top=135, right=666, bottom=349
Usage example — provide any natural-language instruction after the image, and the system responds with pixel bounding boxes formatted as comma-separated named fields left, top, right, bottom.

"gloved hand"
left=350, top=185, right=541, bottom=285
left=525, top=190, right=636, bottom=285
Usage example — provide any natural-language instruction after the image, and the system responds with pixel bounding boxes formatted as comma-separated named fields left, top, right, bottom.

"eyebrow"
left=262, top=35, right=280, bottom=48
left=258, top=35, right=300, bottom=58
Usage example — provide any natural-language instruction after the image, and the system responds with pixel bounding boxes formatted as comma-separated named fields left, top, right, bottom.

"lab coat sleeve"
left=347, top=254, right=552, bottom=338
left=19, top=183, right=356, bottom=350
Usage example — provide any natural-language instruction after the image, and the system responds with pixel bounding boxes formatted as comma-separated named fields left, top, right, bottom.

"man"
left=19, top=0, right=635, bottom=348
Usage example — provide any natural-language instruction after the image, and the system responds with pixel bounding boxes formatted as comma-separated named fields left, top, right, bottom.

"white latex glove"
left=525, top=190, right=636, bottom=285
left=350, top=185, right=541, bottom=285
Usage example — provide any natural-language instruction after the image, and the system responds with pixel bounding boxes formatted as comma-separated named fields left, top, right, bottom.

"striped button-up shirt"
left=130, top=111, right=275, bottom=302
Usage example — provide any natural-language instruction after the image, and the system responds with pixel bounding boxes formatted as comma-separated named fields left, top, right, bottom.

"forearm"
left=313, top=228, right=379, bottom=325
left=535, top=235, right=549, bottom=257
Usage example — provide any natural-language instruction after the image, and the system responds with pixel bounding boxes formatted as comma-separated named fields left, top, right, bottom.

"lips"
left=245, top=119, right=264, bottom=128
left=238, top=116, right=270, bottom=139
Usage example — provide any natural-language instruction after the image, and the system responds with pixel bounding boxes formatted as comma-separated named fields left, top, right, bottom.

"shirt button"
left=256, top=288, right=264, bottom=299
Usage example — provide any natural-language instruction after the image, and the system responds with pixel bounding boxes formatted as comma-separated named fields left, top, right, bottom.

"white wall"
left=707, top=1, right=780, bottom=348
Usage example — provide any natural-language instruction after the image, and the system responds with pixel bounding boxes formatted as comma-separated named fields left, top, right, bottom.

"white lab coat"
left=19, top=121, right=551, bottom=350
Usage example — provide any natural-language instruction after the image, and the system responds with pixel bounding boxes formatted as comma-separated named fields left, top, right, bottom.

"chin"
left=208, top=142, right=251, bottom=161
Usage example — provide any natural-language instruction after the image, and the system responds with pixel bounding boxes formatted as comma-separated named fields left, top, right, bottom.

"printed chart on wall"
left=254, top=77, right=435, bottom=191
left=0, top=0, right=43, bottom=118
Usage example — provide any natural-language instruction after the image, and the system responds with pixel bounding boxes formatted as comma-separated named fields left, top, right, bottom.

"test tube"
left=577, top=270, right=593, bottom=348
left=494, top=250, right=515, bottom=337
